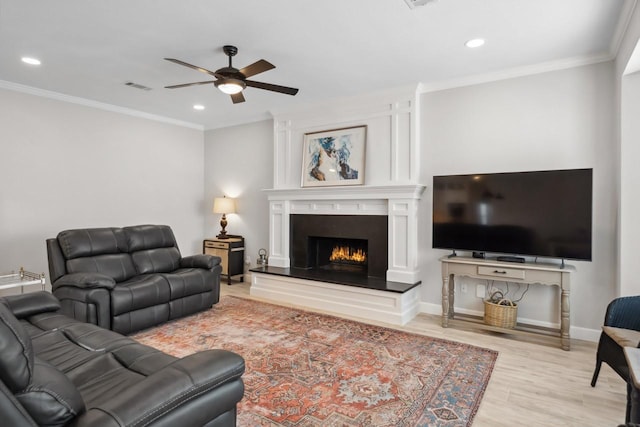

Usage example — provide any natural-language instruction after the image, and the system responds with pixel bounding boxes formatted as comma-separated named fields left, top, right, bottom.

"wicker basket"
left=484, top=291, right=518, bottom=329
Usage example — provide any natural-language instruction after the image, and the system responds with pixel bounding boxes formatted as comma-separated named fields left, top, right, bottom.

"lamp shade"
left=213, top=197, right=236, bottom=214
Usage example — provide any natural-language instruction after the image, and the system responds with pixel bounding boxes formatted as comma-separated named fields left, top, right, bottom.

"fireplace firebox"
left=309, top=236, right=368, bottom=274
left=290, top=214, right=387, bottom=279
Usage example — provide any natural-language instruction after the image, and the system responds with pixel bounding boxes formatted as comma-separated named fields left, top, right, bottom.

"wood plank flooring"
left=221, top=281, right=626, bottom=427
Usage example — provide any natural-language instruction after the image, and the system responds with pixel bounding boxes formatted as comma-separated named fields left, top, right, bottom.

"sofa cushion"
left=603, top=326, right=640, bottom=348
left=58, top=228, right=128, bottom=259
left=111, top=275, right=171, bottom=316
left=125, top=225, right=182, bottom=274
left=16, top=357, right=85, bottom=427
left=0, top=303, right=33, bottom=392
left=163, top=268, right=212, bottom=300
left=124, top=224, right=178, bottom=252
left=132, top=247, right=182, bottom=274
left=66, top=254, right=136, bottom=283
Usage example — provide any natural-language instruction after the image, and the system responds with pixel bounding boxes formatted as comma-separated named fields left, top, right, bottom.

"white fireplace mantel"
left=264, top=184, right=426, bottom=284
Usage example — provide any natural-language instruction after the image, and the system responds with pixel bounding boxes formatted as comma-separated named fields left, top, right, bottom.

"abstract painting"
left=301, top=125, right=366, bottom=187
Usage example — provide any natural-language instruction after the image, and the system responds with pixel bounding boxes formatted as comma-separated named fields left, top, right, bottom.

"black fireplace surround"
left=290, top=214, right=388, bottom=279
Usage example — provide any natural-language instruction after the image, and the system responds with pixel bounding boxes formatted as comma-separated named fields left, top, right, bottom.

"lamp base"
left=217, top=213, right=230, bottom=239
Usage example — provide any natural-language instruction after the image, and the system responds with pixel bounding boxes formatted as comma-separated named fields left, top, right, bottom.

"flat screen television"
left=432, top=168, right=593, bottom=261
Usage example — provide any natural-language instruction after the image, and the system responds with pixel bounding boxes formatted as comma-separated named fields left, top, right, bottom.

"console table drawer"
left=205, top=241, right=229, bottom=249
left=477, top=265, right=525, bottom=280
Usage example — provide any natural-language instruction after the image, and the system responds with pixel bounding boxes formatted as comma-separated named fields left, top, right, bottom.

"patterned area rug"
left=132, top=296, right=497, bottom=426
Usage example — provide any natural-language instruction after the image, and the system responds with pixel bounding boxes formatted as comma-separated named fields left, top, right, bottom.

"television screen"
left=432, top=169, right=593, bottom=261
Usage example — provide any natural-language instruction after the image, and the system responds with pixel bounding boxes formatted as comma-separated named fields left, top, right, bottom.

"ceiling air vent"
left=404, top=0, right=439, bottom=9
left=125, top=82, right=152, bottom=91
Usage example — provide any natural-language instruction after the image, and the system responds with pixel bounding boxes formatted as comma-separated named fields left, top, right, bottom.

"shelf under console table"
left=440, top=256, right=574, bottom=350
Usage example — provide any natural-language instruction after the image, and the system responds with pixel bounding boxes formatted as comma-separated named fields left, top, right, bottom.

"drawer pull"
left=494, top=270, right=507, bottom=274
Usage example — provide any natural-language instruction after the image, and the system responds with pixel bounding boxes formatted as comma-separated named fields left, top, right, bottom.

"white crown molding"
left=611, top=0, right=639, bottom=58
left=418, top=53, right=614, bottom=94
left=269, top=84, right=421, bottom=120
left=203, top=112, right=274, bottom=131
left=0, top=80, right=204, bottom=131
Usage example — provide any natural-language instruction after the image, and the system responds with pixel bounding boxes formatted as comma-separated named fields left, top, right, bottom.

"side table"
left=0, top=267, right=46, bottom=293
left=203, top=236, right=245, bottom=285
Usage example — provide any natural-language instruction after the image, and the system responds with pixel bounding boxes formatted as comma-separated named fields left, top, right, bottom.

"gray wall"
left=616, top=4, right=640, bottom=297
left=204, top=120, right=273, bottom=270
left=0, top=88, right=205, bottom=292
left=419, top=62, right=617, bottom=332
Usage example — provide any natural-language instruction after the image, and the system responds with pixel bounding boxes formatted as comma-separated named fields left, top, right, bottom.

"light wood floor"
left=221, top=281, right=626, bottom=427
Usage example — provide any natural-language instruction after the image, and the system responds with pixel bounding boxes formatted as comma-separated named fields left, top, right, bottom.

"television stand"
left=440, top=256, right=574, bottom=350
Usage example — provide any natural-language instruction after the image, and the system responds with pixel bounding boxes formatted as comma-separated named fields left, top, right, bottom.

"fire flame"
left=329, top=245, right=367, bottom=263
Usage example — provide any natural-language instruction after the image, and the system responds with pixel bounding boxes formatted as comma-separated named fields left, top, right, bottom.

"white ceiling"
left=0, top=0, right=634, bottom=130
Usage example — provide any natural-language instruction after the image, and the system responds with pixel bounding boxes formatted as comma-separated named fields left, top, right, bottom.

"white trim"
left=418, top=53, right=614, bottom=94
left=0, top=80, right=204, bottom=130
left=611, top=0, right=639, bottom=58
left=264, top=185, right=426, bottom=201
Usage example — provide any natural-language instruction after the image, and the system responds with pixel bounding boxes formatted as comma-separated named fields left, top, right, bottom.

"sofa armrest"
left=53, top=273, right=116, bottom=290
left=73, top=349, right=245, bottom=427
left=0, top=291, right=61, bottom=319
left=605, top=296, right=640, bottom=331
left=181, top=254, right=221, bottom=270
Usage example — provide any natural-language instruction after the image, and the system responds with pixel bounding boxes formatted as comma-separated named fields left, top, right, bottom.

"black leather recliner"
left=0, top=291, right=245, bottom=426
left=47, top=224, right=221, bottom=335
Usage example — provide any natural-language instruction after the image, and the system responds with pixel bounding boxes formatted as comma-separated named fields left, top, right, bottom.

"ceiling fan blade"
left=164, top=58, right=218, bottom=77
left=231, top=92, right=245, bottom=104
left=164, top=80, right=216, bottom=89
left=245, top=80, right=299, bottom=96
left=239, top=59, right=275, bottom=78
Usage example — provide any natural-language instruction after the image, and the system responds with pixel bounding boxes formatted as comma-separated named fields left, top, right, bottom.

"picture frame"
left=301, top=125, right=367, bottom=187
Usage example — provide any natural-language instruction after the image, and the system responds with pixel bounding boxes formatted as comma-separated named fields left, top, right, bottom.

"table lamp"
left=213, top=196, right=236, bottom=239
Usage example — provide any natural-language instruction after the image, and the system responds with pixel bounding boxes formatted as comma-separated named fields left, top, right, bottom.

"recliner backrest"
left=58, top=227, right=136, bottom=282
left=0, top=302, right=33, bottom=392
left=125, top=225, right=182, bottom=274
left=0, top=303, right=85, bottom=426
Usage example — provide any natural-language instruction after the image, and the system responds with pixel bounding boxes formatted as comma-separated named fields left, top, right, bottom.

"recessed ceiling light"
left=21, top=57, right=41, bottom=65
left=465, top=39, right=485, bottom=48
left=193, top=104, right=205, bottom=111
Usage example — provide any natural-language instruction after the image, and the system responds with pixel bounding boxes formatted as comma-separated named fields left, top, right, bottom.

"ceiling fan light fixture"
left=216, top=78, right=246, bottom=95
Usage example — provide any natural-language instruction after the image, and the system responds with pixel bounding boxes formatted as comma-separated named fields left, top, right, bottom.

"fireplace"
left=250, top=185, right=425, bottom=326
left=290, top=214, right=387, bottom=279
left=311, top=237, right=367, bottom=272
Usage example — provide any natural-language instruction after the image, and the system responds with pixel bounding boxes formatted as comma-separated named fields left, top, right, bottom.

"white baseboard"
left=419, top=302, right=600, bottom=343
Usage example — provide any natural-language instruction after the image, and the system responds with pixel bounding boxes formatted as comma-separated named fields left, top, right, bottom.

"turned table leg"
left=560, top=286, right=570, bottom=351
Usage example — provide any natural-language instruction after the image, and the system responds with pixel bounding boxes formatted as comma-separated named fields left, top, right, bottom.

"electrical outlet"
left=461, top=283, right=468, bottom=293
left=476, top=284, right=486, bottom=299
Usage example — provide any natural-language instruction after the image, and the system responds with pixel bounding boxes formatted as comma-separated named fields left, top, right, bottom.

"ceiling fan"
left=164, top=45, right=299, bottom=104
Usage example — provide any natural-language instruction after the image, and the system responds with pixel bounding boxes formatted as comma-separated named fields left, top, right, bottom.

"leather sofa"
left=0, top=291, right=245, bottom=427
left=47, top=225, right=221, bottom=335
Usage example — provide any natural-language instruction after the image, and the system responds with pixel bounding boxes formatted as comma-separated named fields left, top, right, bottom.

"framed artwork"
left=301, top=125, right=367, bottom=187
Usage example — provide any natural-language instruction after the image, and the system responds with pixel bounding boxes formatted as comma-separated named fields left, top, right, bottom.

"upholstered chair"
left=591, top=295, right=640, bottom=422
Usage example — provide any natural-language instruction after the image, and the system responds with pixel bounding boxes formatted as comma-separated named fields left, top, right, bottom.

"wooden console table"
left=440, top=256, right=574, bottom=350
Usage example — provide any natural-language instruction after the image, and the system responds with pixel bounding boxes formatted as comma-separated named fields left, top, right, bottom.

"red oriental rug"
left=132, top=296, right=497, bottom=426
